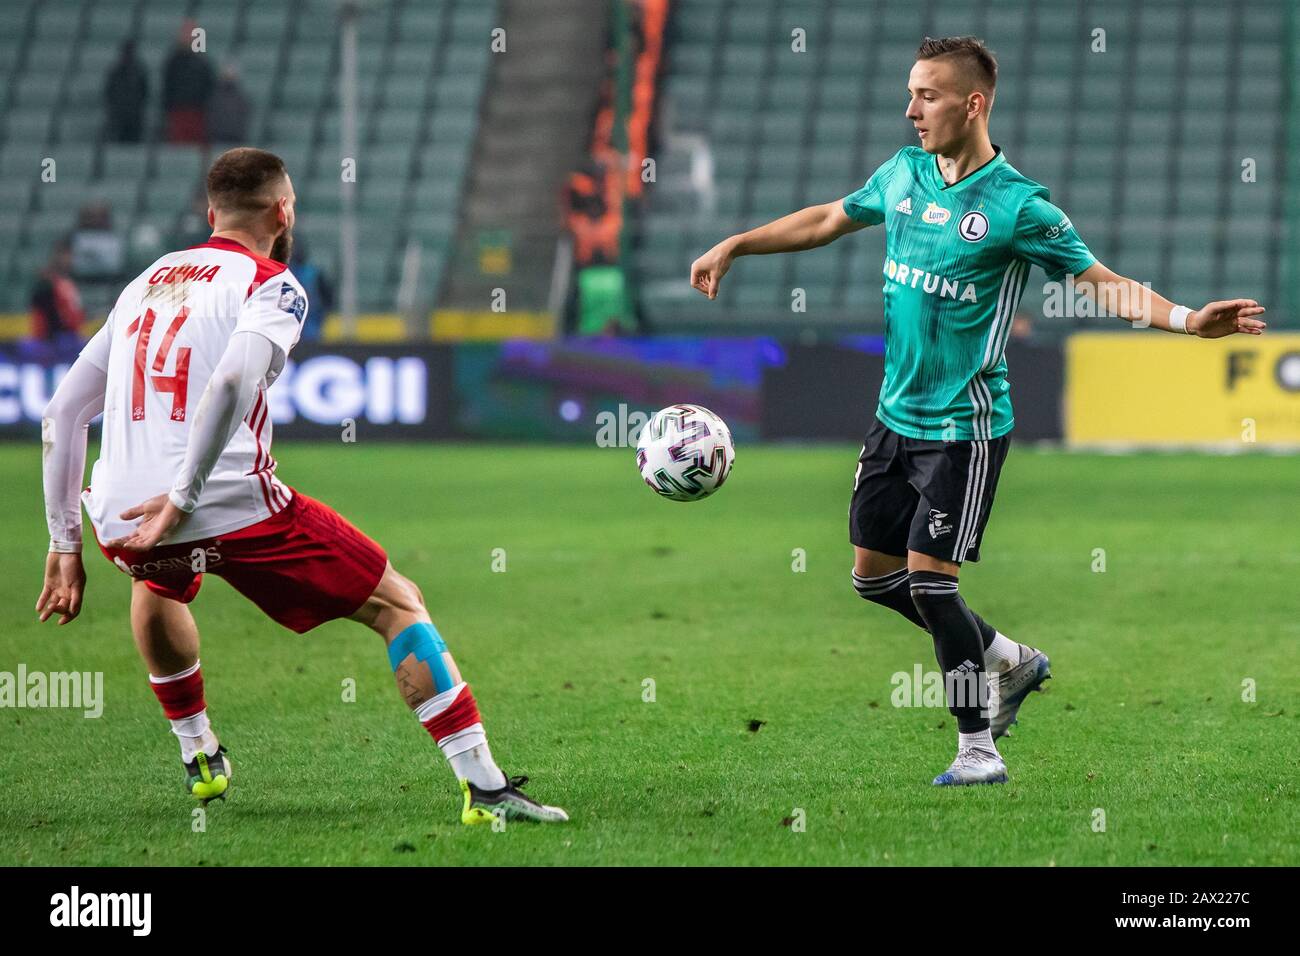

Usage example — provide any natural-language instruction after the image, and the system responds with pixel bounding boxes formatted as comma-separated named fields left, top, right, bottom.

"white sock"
left=984, top=632, right=1023, bottom=672
left=443, top=728, right=508, bottom=791
left=170, top=710, right=218, bottom=761
left=959, top=728, right=997, bottom=755
left=415, top=685, right=507, bottom=790
left=150, top=659, right=201, bottom=684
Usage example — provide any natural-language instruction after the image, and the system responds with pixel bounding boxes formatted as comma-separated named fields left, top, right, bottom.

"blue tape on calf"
left=387, top=622, right=454, bottom=692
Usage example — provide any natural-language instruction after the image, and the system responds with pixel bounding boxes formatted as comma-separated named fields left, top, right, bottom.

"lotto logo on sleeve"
left=278, top=283, right=306, bottom=323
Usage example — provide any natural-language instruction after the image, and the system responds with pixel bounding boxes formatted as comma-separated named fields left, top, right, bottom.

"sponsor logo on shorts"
left=112, top=547, right=222, bottom=578
left=927, top=508, right=953, bottom=539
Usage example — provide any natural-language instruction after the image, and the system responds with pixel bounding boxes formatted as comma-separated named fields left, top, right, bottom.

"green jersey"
left=843, top=146, right=1095, bottom=440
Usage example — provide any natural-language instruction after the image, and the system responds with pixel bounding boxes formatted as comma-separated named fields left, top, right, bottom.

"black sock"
left=853, top=568, right=926, bottom=628
left=852, top=569, right=998, bottom=649
left=908, top=570, right=989, bottom=734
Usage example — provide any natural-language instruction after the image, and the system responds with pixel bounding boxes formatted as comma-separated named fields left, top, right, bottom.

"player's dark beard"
left=270, top=228, right=293, bottom=264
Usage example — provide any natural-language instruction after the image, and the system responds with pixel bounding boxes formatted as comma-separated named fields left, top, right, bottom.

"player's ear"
left=206, top=206, right=215, bottom=228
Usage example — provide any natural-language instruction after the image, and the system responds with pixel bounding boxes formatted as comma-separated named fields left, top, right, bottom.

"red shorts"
left=92, top=491, right=388, bottom=633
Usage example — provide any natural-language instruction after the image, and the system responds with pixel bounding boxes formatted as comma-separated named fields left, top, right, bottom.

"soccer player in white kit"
left=36, top=148, right=567, bottom=824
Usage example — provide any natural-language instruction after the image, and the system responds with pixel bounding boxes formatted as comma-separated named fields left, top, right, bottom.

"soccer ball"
left=635, top=404, right=735, bottom=501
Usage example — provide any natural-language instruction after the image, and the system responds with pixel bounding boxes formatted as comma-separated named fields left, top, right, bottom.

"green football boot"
left=184, top=744, right=232, bottom=804
left=460, top=775, right=568, bottom=825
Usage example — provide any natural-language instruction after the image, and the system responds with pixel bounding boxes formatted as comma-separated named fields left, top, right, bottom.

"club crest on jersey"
left=278, top=283, right=306, bottom=323
left=959, top=211, right=989, bottom=242
left=921, top=202, right=951, bottom=225
left=894, top=196, right=913, bottom=215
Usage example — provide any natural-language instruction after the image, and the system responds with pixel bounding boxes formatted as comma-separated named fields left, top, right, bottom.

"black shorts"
left=849, top=416, right=1010, bottom=564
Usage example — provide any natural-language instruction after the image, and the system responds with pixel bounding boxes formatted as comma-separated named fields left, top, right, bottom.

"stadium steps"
left=439, top=0, right=608, bottom=311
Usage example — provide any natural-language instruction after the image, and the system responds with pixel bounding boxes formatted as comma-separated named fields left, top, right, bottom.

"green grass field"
left=1, top=443, right=1296, bottom=866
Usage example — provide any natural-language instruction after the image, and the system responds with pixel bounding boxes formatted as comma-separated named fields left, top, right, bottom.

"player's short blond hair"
left=916, top=36, right=998, bottom=95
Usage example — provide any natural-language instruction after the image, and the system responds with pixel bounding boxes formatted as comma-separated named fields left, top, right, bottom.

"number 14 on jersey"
left=125, top=306, right=192, bottom=422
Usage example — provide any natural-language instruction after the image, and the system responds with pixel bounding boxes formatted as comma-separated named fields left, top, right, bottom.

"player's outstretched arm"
left=1075, top=262, right=1267, bottom=337
left=107, top=331, right=277, bottom=551
left=37, top=356, right=107, bottom=625
left=690, top=201, right=867, bottom=299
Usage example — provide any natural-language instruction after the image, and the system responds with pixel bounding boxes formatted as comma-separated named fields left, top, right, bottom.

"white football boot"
left=988, top=647, right=1051, bottom=739
left=932, top=746, right=1008, bottom=786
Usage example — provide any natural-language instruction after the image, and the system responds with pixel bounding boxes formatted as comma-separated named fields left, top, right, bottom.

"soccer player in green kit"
left=690, top=36, right=1267, bottom=785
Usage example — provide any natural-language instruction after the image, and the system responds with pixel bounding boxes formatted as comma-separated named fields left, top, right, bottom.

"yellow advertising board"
left=429, top=310, right=556, bottom=341
left=1066, top=333, right=1300, bottom=446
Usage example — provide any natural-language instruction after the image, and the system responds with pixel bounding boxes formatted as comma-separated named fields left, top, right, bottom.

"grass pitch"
left=1, top=443, right=1296, bottom=866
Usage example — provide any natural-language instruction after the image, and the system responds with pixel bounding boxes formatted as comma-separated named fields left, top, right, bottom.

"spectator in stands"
left=162, top=19, right=215, bottom=144
left=70, top=202, right=126, bottom=281
left=566, top=160, right=607, bottom=220
left=104, top=40, right=149, bottom=143
left=25, top=240, right=86, bottom=361
left=564, top=158, right=620, bottom=267
left=207, top=63, right=251, bottom=146
left=290, top=239, right=335, bottom=341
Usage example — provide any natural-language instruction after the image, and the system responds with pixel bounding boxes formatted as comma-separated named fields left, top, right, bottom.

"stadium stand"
left=0, top=0, right=1293, bottom=338
left=0, top=0, right=494, bottom=315
left=636, top=0, right=1293, bottom=332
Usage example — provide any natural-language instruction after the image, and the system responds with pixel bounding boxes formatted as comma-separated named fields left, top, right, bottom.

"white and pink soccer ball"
left=635, top=404, right=735, bottom=502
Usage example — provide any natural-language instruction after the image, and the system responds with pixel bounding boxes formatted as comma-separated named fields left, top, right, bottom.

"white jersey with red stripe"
left=79, top=236, right=307, bottom=545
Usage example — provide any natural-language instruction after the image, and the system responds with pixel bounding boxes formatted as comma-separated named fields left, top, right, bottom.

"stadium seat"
left=280, top=73, right=328, bottom=110
left=442, top=44, right=489, bottom=76
left=100, top=146, right=150, bottom=182
left=4, top=108, right=53, bottom=145
left=242, top=5, right=289, bottom=36
left=266, top=110, right=315, bottom=149
left=398, top=7, right=444, bottom=43
left=0, top=181, right=35, bottom=217
left=190, top=3, right=238, bottom=48
left=373, top=110, right=423, bottom=144
left=306, top=177, right=347, bottom=216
